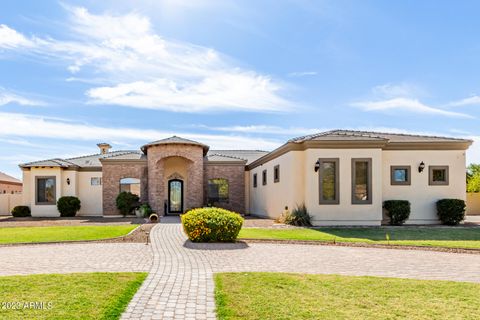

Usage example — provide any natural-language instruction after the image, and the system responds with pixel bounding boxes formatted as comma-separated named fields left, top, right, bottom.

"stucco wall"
left=467, top=193, right=480, bottom=215
left=204, top=164, right=245, bottom=214
left=383, top=150, right=467, bottom=224
left=78, top=171, right=103, bottom=216
left=0, top=194, right=22, bottom=215
left=249, top=151, right=305, bottom=219
left=25, top=167, right=62, bottom=217
left=0, top=182, right=22, bottom=194
left=304, top=148, right=383, bottom=226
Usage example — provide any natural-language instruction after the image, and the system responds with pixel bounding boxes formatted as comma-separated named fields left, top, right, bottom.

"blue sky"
left=1, top=0, right=480, bottom=178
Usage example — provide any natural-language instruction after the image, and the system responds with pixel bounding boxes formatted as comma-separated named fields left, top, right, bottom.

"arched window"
left=120, top=178, right=141, bottom=197
left=207, top=178, right=229, bottom=204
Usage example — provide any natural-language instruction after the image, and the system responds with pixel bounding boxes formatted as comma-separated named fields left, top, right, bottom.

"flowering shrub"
left=181, top=207, right=243, bottom=242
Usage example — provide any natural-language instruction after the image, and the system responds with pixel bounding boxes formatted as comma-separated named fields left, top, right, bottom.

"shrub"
left=139, top=203, right=153, bottom=218
left=116, top=192, right=140, bottom=216
left=283, top=204, right=312, bottom=226
left=383, top=200, right=410, bottom=225
left=11, top=206, right=31, bottom=217
left=436, top=199, right=466, bottom=225
left=57, top=196, right=81, bottom=217
left=181, top=207, right=243, bottom=242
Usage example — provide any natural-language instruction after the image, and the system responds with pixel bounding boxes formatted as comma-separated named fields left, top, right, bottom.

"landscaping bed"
left=239, top=226, right=480, bottom=250
left=215, top=272, right=480, bottom=320
left=0, top=272, right=146, bottom=320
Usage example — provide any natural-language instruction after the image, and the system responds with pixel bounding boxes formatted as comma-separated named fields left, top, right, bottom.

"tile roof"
left=289, top=129, right=472, bottom=144
left=20, top=151, right=141, bottom=168
left=207, top=150, right=269, bottom=165
left=141, top=136, right=209, bottom=154
left=0, top=171, right=21, bottom=184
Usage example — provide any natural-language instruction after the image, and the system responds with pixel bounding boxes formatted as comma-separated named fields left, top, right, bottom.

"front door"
left=168, top=179, right=183, bottom=214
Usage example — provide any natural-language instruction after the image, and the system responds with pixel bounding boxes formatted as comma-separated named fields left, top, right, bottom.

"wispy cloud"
left=447, top=95, right=480, bottom=107
left=0, top=88, right=45, bottom=106
left=288, top=71, right=318, bottom=77
left=195, top=124, right=321, bottom=135
left=0, top=112, right=282, bottom=150
left=0, top=7, right=292, bottom=113
left=351, top=83, right=473, bottom=118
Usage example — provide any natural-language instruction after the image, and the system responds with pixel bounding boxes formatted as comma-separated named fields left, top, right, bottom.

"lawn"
left=0, top=225, right=139, bottom=244
left=0, top=272, right=146, bottom=320
left=215, top=272, right=480, bottom=320
left=239, top=226, right=480, bottom=249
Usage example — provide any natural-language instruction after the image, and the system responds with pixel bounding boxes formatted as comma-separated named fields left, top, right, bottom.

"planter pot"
left=135, top=209, right=143, bottom=218
left=149, top=213, right=159, bottom=223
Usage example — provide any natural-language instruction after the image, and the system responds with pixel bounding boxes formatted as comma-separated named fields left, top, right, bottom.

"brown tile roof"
left=0, top=171, right=21, bottom=184
left=141, top=136, right=209, bottom=154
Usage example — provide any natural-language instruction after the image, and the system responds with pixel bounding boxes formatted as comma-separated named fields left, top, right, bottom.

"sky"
left=1, top=0, right=480, bottom=179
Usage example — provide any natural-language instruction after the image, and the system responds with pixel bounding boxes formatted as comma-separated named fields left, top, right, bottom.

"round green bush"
left=116, top=192, right=140, bottom=216
left=11, top=206, right=31, bottom=217
left=383, top=200, right=410, bottom=225
left=181, top=207, right=244, bottom=242
left=436, top=199, right=466, bottom=225
left=57, top=196, right=81, bottom=217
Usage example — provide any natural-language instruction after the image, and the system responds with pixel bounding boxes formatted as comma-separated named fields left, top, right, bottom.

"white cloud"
left=448, top=95, right=480, bottom=107
left=288, top=71, right=317, bottom=77
left=371, top=83, right=420, bottom=98
left=351, top=97, right=472, bottom=118
left=0, top=24, right=33, bottom=48
left=197, top=124, right=321, bottom=135
left=0, top=88, right=45, bottom=106
left=0, top=7, right=292, bottom=113
left=0, top=112, right=281, bottom=150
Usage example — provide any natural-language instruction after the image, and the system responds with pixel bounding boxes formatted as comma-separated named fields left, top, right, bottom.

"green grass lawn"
left=215, top=272, right=480, bottom=320
left=239, top=227, right=480, bottom=249
left=0, top=225, right=139, bottom=244
left=0, top=272, right=146, bottom=320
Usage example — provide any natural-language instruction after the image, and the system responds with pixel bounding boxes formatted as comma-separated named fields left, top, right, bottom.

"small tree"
left=57, top=196, right=81, bottom=217
left=467, top=164, right=480, bottom=192
left=116, top=192, right=140, bottom=216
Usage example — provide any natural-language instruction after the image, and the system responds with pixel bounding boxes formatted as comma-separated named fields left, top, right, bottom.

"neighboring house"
left=0, top=171, right=22, bottom=194
left=19, top=130, right=472, bottom=225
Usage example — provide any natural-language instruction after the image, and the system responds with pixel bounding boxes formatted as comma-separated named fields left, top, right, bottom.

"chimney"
left=97, top=143, right=112, bottom=155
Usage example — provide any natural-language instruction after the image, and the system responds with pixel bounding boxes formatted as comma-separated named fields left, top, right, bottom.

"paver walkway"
left=123, top=217, right=480, bottom=319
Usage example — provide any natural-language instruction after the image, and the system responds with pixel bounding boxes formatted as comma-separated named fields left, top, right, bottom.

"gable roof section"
left=206, top=150, right=269, bottom=165
left=0, top=171, right=22, bottom=184
left=141, top=136, right=210, bottom=154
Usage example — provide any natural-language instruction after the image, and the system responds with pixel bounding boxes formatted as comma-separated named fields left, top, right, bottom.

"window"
left=91, top=177, right=102, bottom=186
left=36, top=177, right=56, bottom=205
left=253, top=173, right=257, bottom=188
left=274, top=165, right=280, bottom=183
left=319, top=158, right=339, bottom=204
left=207, top=178, right=229, bottom=203
left=352, top=158, right=372, bottom=204
left=390, top=166, right=411, bottom=185
left=429, top=166, right=449, bottom=185
left=262, top=170, right=267, bottom=185
left=120, top=178, right=141, bottom=197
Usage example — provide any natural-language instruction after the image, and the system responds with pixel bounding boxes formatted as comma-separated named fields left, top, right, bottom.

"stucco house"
left=19, top=130, right=472, bottom=225
left=0, top=171, right=22, bottom=194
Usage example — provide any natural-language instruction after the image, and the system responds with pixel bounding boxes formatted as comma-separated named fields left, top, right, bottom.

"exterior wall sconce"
left=418, top=161, right=425, bottom=173
left=66, top=178, right=71, bottom=185
left=314, top=159, right=320, bottom=172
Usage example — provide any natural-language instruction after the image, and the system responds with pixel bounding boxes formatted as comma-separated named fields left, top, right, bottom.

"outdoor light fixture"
left=314, top=159, right=321, bottom=172
left=418, top=161, right=425, bottom=173
left=66, top=178, right=70, bottom=185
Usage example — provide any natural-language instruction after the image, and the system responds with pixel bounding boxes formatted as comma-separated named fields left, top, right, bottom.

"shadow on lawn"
left=310, top=226, right=480, bottom=241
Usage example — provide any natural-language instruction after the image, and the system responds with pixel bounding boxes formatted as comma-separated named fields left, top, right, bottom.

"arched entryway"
left=168, top=179, right=183, bottom=214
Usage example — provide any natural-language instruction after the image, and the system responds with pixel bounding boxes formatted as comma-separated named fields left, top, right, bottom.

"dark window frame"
left=253, top=173, right=257, bottom=188
left=91, top=177, right=102, bottom=186
left=207, top=178, right=229, bottom=204
left=35, top=176, right=56, bottom=205
left=274, top=165, right=280, bottom=183
left=390, top=166, right=411, bottom=186
left=429, top=166, right=449, bottom=186
left=318, top=158, right=340, bottom=205
left=262, top=170, right=267, bottom=186
left=351, top=158, right=373, bottom=205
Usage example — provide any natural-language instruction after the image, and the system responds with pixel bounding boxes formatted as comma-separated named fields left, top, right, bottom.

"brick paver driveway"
left=123, top=217, right=480, bottom=320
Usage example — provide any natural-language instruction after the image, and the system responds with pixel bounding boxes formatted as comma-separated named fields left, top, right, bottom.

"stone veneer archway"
left=146, top=144, right=204, bottom=214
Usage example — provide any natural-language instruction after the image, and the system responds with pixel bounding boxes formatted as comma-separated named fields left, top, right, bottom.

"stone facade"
left=204, top=164, right=245, bottom=214
left=102, top=162, right=148, bottom=215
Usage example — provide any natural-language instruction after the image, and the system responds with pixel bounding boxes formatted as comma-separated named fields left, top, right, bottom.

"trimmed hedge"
left=116, top=192, right=140, bottom=216
left=436, top=199, right=466, bottom=225
left=383, top=200, right=410, bottom=225
left=57, top=196, right=81, bottom=217
left=181, top=207, right=243, bottom=242
left=11, top=206, right=31, bottom=217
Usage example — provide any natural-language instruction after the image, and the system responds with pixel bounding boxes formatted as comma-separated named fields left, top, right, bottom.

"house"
left=19, top=130, right=472, bottom=225
left=0, top=171, right=22, bottom=194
